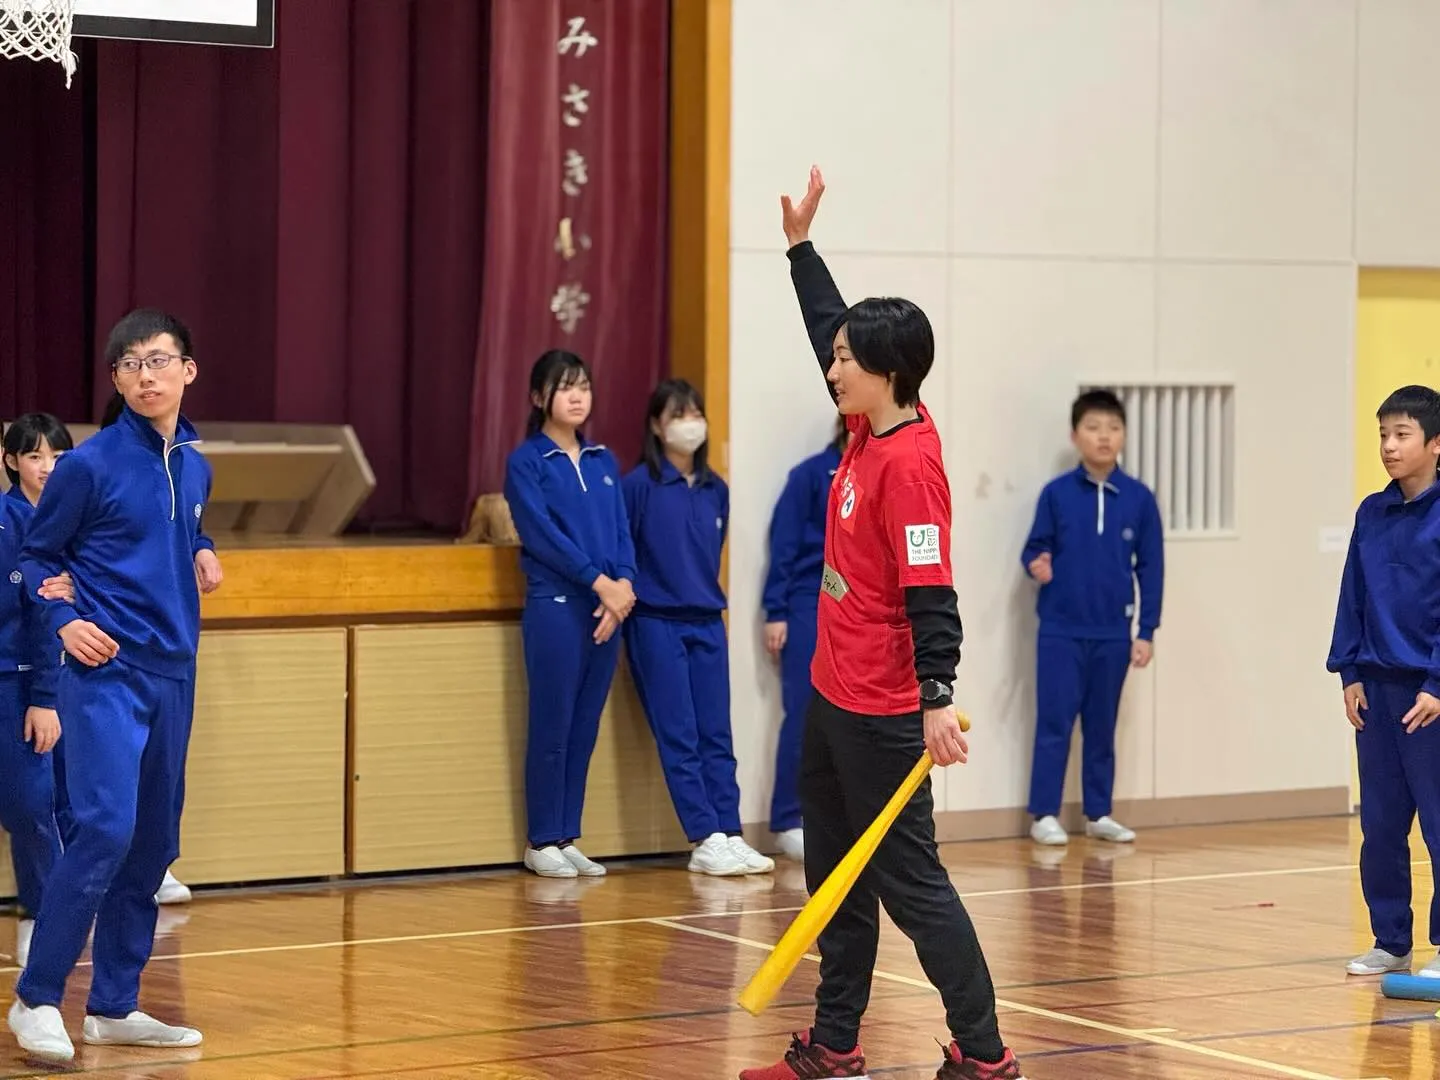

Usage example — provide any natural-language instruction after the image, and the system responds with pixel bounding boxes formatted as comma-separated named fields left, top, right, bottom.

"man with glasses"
left=8, top=309, right=215, bottom=1063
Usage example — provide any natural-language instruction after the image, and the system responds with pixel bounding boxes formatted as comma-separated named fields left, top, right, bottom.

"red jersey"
left=810, top=404, right=954, bottom=715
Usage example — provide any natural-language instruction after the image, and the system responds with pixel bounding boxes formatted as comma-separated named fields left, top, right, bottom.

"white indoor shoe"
left=1085, top=816, right=1136, bottom=843
left=1346, top=947, right=1411, bottom=976
left=524, top=846, right=578, bottom=878
left=688, top=832, right=749, bottom=876
left=727, top=835, right=775, bottom=874
left=1418, top=953, right=1440, bottom=978
left=156, top=870, right=192, bottom=905
left=559, top=844, right=606, bottom=877
left=1030, top=815, right=1068, bottom=846
left=775, top=828, right=805, bottom=861
left=83, top=1010, right=203, bottom=1048
left=8, top=999, right=74, bottom=1063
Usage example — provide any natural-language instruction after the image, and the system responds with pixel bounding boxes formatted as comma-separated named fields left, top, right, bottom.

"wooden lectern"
left=0, top=420, right=375, bottom=538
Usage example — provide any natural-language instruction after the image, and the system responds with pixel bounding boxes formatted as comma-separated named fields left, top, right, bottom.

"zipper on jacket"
left=163, top=438, right=202, bottom=521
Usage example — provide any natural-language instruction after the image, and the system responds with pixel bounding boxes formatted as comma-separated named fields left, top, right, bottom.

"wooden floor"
left=0, top=817, right=1435, bottom=1079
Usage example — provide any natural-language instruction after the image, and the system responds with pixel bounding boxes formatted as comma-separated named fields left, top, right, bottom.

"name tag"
left=821, top=562, right=850, bottom=601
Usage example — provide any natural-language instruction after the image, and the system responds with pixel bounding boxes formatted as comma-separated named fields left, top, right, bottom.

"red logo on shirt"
left=837, top=469, right=862, bottom=532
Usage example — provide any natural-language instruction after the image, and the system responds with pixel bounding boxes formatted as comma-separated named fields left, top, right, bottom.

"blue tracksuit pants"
left=17, top=658, right=194, bottom=1017
left=522, top=594, right=621, bottom=848
left=1356, top=671, right=1440, bottom=956
left=0, top=674, right=61, bottom=917
left=770, top=598, right=817, bottom=833
left=1028, top=635, right=1131, bottom=820
left=624, top=613, right=741, bottom=842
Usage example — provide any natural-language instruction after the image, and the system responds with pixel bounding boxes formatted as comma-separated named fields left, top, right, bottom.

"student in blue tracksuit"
left=623, top=378, right=772, bottom=877
left=1327, top=385, right=1440, bottom=980
left=93, top=392, right=201, bottom=908
left=504, top=349, right=636, bottom=880
left=8, top=309, right=219, bottom=1063
left=0, top=413, right=76, bottom=968
left=761, top=415, right=847, bottom=862
left=1021, top=389, right=1164, bottom=848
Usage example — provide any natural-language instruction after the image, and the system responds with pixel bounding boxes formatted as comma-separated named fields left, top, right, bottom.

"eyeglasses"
left=113, top=352, right=191, bottom=375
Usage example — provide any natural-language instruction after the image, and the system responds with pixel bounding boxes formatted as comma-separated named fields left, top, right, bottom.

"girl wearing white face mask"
left=621, top=380, right=771, bottom=877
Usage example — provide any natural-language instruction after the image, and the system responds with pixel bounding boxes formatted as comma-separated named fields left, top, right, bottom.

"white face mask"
left=664, top=416, right=708, bottom=454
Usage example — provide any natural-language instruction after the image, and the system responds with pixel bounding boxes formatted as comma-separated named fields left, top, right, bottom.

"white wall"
left=728, top=0, right=1440, bottom=828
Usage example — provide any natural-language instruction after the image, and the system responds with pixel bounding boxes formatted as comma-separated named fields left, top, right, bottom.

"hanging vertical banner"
left=467, top=0, right=670, bottom=502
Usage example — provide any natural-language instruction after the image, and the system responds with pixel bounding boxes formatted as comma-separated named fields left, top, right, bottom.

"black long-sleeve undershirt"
left=906, top=585, right=963, bottom=688
left=786, top=240, right=847, bottom=403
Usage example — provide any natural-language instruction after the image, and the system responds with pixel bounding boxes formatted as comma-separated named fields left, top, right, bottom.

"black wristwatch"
left=919, top=679, right=953, bottom=709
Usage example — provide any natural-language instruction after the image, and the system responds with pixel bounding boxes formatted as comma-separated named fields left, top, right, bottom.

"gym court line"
left=652, top=919, right=1392, bottom=1080
left=0, top=857, right=1427, bottom=1078
left=0, top=973, right=1426, bottom=1080
left=0, top=856, right=1431, bottom=974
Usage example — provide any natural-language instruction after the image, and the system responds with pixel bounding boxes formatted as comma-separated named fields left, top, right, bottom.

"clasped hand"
left=592, top=574, right=636, bottom=645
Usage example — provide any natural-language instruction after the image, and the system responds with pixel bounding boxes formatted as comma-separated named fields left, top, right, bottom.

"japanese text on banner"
left=551, top=14, right=598, bottom=334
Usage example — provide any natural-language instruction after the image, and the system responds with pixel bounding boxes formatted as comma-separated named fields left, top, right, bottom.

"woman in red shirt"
left=740, top=169, right=1025, bottom=1080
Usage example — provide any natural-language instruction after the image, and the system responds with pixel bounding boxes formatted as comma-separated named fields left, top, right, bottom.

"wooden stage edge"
left=200, top=536, right=525, bottom=623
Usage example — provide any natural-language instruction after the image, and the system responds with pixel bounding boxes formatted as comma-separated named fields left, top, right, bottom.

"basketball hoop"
left=0, top=0, right=77, bottom=86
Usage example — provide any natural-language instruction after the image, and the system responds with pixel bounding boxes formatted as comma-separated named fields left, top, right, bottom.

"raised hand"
left=780, top=165, right=826, bottom=247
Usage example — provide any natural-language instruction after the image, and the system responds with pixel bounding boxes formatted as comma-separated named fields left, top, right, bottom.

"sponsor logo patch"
left=905, top=524, right=941, bottom=566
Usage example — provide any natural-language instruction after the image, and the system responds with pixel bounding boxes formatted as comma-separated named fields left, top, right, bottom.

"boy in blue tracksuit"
left=8, top=309, right=219, bottom=1063
left=0, top=413, right=76, bottom=968
left=1327, top=385, right=1440, bottom=980
left=1021, top=390, right=1164, bottom=847
left=761, top=416, right=846, bottom=862
left=623, top=378, right=772, bottom=877
left=504, top=349, right=636, bottom=880
left=92, top=391, right=201, bottom=908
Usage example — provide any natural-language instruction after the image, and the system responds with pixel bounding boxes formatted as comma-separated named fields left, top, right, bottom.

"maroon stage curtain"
left=467, top=0, right=670, bottom=501
left=0, top=53, right=90, bottom=421
left=92, top=36, right=280, bottom=421
left=92, top=0, right=489, bottom=531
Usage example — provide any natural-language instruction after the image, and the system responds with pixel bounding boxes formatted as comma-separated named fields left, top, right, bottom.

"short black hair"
left=1072, top=389, right=1126, bottom=430
left=1377, top=384, right=1440, bottom=441
left=526, top=349, right=591, bottom=436
left=104, top=308, right=193, bottom=367
left=641, top=378, right=711, bottom=481
left=840, top=297, right=934, bottom=407
left=3, top=412, right=74, bottom=487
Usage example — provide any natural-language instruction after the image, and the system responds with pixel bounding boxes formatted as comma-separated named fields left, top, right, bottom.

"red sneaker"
left=935, top=1040, right=1026, bottom=1080
left=739, top=1031, right=868, bottom=1080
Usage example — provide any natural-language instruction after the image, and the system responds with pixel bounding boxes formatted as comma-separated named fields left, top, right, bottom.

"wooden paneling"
left=348, top=623, right=685, bottom=875
left=170, top=628, right=348, bottom=885
left=200, top=542, right=525, bottom=622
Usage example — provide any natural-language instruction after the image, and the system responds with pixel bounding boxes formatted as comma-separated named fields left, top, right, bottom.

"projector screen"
left=72, top=0, right=274, bottom=47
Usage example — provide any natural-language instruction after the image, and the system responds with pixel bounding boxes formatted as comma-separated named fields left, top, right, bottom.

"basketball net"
left=0, top=0, right=77, bottom=86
